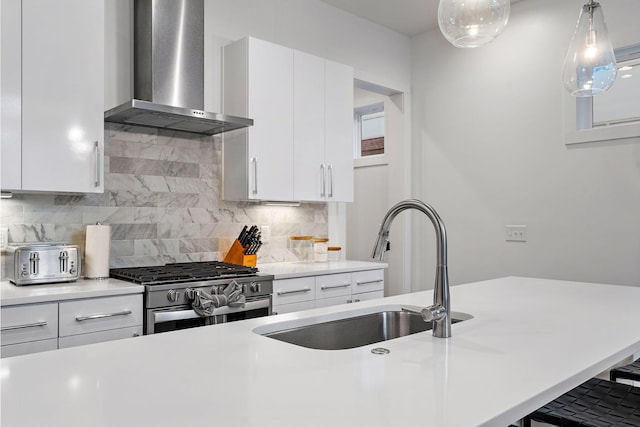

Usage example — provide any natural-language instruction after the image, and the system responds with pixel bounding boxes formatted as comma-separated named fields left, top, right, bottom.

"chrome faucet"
left=371, top=199, right=451, bottom=338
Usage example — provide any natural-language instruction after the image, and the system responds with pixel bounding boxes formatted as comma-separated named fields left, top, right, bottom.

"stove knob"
left=250, top=282, right=261, bottom=293
left=167, top=289, right=180, bottom=302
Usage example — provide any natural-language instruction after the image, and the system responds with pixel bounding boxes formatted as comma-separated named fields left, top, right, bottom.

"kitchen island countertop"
left=1, top=276, right=640, bottom=426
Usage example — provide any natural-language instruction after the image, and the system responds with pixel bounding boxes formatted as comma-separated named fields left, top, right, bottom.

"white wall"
left=411, top=0, right=640, bottom=289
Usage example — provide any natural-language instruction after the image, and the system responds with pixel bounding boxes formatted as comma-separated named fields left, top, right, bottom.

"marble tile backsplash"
left=0, top=124, right=327, bottom=276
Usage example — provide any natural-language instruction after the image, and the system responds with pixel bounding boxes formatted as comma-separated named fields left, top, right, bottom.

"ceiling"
left=320, top=0, right=522, bottom=37
left=321, top=0, right=438, bottom=36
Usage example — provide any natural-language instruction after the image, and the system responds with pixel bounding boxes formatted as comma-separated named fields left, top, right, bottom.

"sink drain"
left=371, top=347, right=390, bottom=355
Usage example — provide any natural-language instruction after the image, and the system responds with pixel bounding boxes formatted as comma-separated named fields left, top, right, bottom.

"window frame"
left=564, top=43, right=640, bottom=146
left=354, top=102, right=388, bottom=167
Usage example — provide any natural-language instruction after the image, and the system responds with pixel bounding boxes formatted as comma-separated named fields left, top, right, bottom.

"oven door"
left=146, top=296, right=271, bottom=334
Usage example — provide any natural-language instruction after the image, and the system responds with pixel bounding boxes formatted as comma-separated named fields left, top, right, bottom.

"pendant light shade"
left=561, top=1, right=617, bottom=97
left=437, top=0, right=510, bottom=48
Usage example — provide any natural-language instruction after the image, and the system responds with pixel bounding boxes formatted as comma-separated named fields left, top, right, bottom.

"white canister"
left=328, top=246, right=342, bottom=262
left=84, top=224, right=111, bottom=279
left=313, top=238, right=329, bottom=262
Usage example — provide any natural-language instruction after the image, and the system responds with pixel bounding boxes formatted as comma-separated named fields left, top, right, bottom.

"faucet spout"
left=371, top=199, right=451, bottom=338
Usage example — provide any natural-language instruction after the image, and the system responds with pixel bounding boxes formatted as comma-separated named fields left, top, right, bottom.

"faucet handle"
left=422, top=304, right=447, bottom=322
left=401, top=305, right=446, bottom=323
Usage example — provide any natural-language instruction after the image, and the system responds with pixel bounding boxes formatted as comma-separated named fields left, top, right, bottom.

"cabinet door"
left=59, top=294, right=142, bottom=337
left=293, top=51, right=325, bottom=201
left=0, top=0, right=22, bottom=190
left=247, top=38, right=294, bottom=200
left=58, top=326, right=141, bottom=349
left=0, top=303, right=58, bottom=346
left=20, top=0, right=104, bottom=193
left=352, top=269, right=385, bottom=295
left=272, top=300, right=316, bottom=315
left=1, top=339, right=58, bottom=358
left=351, top=290, right=384, bottom=303
left=324, top=59, right=354, bottom=202
left=315, top=273, right=352, bottom=300
left=272, top=277, right=315, bottom=306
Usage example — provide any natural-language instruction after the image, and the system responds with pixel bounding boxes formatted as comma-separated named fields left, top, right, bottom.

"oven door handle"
left=153, top=298, right=271, bottom=323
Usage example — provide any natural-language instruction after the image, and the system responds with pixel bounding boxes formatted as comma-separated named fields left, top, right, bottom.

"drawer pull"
left=356, top=280, right=383, bottom=286
left=1, top=321, right=47, bottom=331
left=76, top=310, right=132, bottom=322
left=320, top=283, right=351, bottom=290
left=276, top=288, right=311, bottom=296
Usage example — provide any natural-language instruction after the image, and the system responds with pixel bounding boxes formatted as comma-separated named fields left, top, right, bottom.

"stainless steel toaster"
left=5, top=243, right=80, bottom=285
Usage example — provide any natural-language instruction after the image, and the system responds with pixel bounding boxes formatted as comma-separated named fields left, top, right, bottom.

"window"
left=565, top=43, right=640, bottom=145
left=355, top=103, right=384, bottom=158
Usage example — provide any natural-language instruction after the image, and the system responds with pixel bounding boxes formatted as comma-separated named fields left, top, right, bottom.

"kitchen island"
left=2, top=276, right=640, bottom=426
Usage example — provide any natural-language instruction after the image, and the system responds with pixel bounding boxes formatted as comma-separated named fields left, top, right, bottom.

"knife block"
left=223, top=239, right=257, bottom=267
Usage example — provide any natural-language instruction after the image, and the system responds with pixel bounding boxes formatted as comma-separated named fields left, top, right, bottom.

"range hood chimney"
left=104, top=0, right=252, bottom=135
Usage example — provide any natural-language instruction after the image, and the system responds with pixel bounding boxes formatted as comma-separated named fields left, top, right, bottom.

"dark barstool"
left=523, top=377, right=640, bottom=427
left=611, top=359, right=640, bottom=383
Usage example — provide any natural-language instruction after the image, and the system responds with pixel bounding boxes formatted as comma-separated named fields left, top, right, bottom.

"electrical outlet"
left=0, top=227, right=8, bottom=249
left=505, top=225, right=527, bottom=242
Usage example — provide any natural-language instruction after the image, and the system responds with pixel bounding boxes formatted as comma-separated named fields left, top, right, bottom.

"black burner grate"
left=110, top=261, right=258, bottom=285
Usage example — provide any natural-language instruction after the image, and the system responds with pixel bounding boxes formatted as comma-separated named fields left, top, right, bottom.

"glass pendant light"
left=437, top=0, right=510, bottom=48
left=562, top=0, right=617, bottom=97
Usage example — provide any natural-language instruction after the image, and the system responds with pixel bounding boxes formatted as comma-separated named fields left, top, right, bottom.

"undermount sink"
left=254, top=305, right=472, bottom=350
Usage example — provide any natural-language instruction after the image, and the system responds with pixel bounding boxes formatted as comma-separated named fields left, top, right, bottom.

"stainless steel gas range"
left=110, top=262, right=273, bottom=334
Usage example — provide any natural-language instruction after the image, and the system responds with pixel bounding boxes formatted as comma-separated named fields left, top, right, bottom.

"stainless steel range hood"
left=104, top=0, right=252, bottom=135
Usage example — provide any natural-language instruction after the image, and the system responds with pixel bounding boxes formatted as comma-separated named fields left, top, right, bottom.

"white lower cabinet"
left=1, top=302, right=58, bottom=358
left=58, top=326, right=142, bottom=349
left=1, top=294, right=142, bottom=358
left=272, top=277, right=315, bottom=315
left=58, top=294, right=143, bottom=349
left=272, top=269, right=385, bottom=315
left=0, top=302, right=58, bottom=346
left=351, top=270, right=385, bottom=301
left=1, top=339, right=58, bottom=358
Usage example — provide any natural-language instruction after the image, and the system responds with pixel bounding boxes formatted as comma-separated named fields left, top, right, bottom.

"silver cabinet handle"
left=276, top=288, right=311, bottom=296
left=320, top=164, right=326, bottom=197
left=94, top=141, right=101, bottom=187
left=328, top=164, right=334, bottom=198
left=356, top=280, right=384, bottom=286
left=320, top=283, right=351, bottom=290
left=76, top=310, right=132, bottom=322
left=1, top=321, right=47, bottom=331
left=251, top=157, right=258, bottom=195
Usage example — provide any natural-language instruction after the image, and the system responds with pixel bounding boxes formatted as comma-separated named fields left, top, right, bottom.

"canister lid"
left=313, top=238, right=329, bottom=243
left=289, top=235, right=313, bottom=240
left=327, top=246, right=342, bottom=251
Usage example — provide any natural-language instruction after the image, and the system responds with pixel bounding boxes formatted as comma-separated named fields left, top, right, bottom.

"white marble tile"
left=82, top=207, right=134, bottom=225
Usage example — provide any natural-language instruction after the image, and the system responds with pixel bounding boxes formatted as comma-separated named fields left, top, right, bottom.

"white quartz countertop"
left=2, top=277, right=640, bottom=426
left=257, top=260, right=387, bottom=279
left=0, top=278, right=144, bottom=306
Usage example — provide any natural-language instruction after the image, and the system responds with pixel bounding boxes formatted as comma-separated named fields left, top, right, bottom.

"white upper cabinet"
left=223, top=37, right=294, bottom=201
left=223, top=37, right=353, bottom=202
left=0, top=0, right=104, bottom=193
left=293, top=51, right=325, bottom=201
left=323, top=59, right=354, bottom=202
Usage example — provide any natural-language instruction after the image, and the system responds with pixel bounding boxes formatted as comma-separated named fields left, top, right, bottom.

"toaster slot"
left=29, top=252, right=40, bottom=275
left=59, top=251, right=69, bottom=273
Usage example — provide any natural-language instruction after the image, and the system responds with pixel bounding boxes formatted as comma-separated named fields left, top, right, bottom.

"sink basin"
left=255, top=305, right=472, bottom=350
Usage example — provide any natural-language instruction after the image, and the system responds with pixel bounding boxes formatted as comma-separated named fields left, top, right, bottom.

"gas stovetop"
left=110, top=261, right=259, bottom=286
